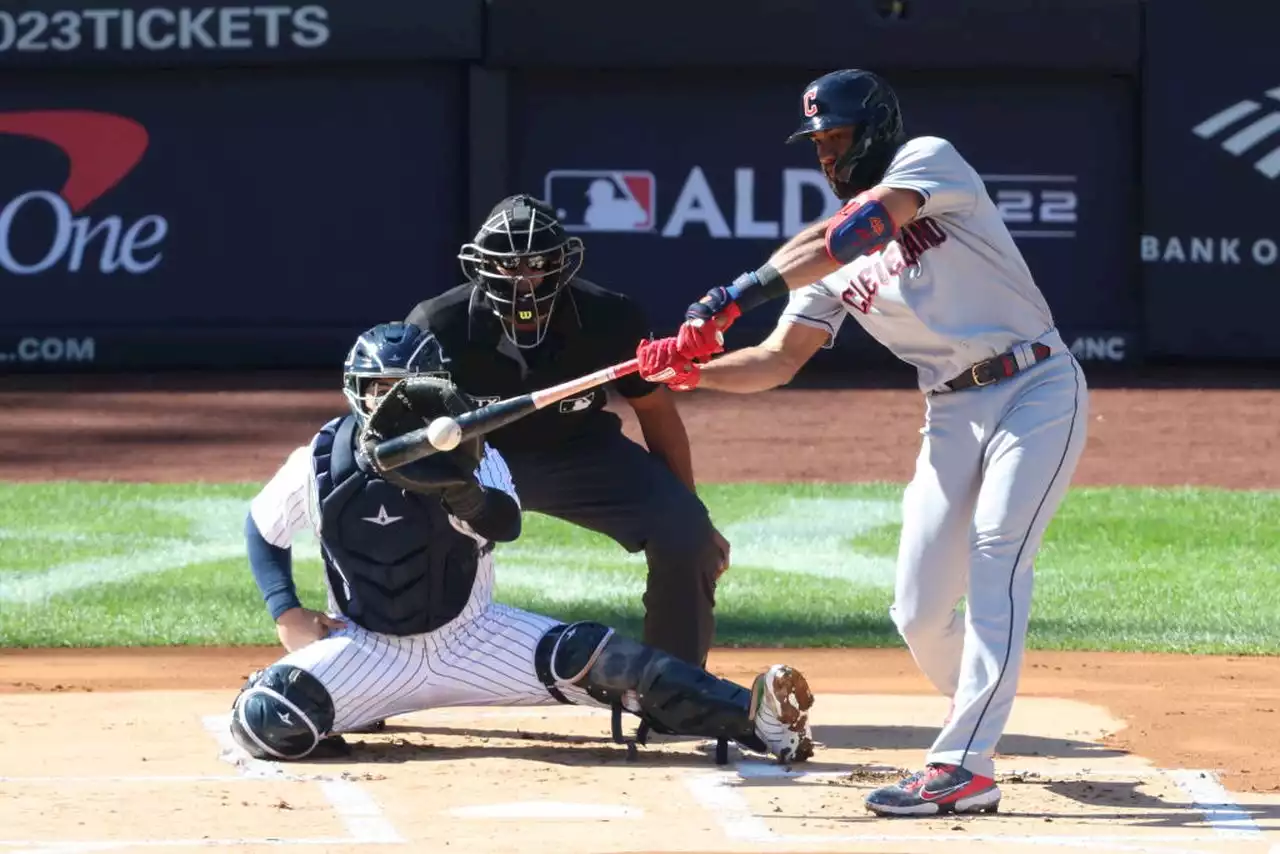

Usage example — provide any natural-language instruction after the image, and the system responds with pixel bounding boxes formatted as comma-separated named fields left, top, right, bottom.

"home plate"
left=449, top=801, right=644, bottom=820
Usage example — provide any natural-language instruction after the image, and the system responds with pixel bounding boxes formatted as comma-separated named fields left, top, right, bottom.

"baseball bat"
left=368, top=357, right=641, bottom=471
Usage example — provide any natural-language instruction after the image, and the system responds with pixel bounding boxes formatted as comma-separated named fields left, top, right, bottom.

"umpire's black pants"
left=501, top=429, right=720, bottom=666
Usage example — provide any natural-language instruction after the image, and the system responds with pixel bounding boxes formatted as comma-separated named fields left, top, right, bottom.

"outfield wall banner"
left=0, top=0, right=481, bottom=69
left=1142, top=0, right=1280, bottom=358
left=512, top=72, right=1140, bottom=363
left=0, top=67, right=464, bottom=370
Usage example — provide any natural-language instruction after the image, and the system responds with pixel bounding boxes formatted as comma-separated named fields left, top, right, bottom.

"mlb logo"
left=544, top=170, right=656, bottom=233
left=558, top=392, right=596, bottom=413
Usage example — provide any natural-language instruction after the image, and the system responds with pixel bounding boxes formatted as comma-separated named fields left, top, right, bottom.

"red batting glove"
left=636, top=337, right=702, bottom=392
left=677, top=299, right=742, bottom=361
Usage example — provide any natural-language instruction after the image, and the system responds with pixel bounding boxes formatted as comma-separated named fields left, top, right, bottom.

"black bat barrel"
left=369, top=394, right=536, bottom=471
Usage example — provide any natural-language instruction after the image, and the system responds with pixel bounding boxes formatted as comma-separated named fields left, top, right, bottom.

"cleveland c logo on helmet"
left=803, top=88, right=819, bottom=117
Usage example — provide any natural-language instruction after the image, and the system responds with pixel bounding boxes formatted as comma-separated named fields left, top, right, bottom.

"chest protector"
left=312, top=415, right=482, bottom=636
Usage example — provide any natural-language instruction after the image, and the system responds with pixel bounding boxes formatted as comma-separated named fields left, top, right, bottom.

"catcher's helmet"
left=787, top=69, right=906, bottom=200
left=342, top=321, right=449, bottom=424
left=458, top=194, right=585, bottom=350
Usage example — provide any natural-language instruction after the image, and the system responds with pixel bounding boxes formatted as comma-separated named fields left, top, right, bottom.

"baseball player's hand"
left=636, top=337, right=701, bottom=391
left=275, top=607, right=346, bottom=653
left=679, top=287, right=744, bottom=361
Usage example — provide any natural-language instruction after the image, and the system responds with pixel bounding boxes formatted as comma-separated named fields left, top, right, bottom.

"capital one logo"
left=0, top=110, right=167, bottom=275
left=1192, top=86, right=1280, bottom=179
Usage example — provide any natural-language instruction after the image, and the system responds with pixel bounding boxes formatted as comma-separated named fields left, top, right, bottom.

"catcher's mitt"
left=359, top=375, right=483, bottom=475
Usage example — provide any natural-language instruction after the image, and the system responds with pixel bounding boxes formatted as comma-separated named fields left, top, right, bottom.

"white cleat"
left=749, top=664, right=815, bottom=763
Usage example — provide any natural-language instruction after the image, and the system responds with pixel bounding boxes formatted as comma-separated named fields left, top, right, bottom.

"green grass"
left=1, top=482, right=1277, bottom=653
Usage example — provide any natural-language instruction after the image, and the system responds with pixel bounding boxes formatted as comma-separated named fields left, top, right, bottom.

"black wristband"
left=729, top=263, right=789, bottom=312
left=443, top=482, right=487, bottom=520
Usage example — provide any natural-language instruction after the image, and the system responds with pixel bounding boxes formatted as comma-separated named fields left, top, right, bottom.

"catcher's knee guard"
left=229, top=665, right=336, bottom=761
left=534, top=622, right=766, bottom=752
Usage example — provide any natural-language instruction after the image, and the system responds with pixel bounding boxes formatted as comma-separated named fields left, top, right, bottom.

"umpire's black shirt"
left=405, top=279, right=656, bottom=454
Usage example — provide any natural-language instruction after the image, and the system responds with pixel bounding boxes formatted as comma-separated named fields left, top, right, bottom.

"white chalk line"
left=682, top=768, right=773, bottom=842
left=200, top=713, right=402, bottom=844
left=771, top=835, right=1227, bottom=853
left=0, top=775, right=265, bottom=784
left=316, top=780, right=404, bottom=843
left=1163, top=768, right=1265, bottom=840
left=0, top=839, right=364, bottom=851
left=201, top=713, right=302, bottom=781
left=685, top=761, right=1274, bottom=850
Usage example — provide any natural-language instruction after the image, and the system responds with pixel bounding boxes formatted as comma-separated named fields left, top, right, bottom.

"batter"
left=228, top=320, right=816, bottom=766
left=636, top=68, right=1089, bottom=816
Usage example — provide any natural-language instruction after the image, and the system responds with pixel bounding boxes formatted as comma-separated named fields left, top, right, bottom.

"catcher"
left=228, top=320, right=816, bottom=764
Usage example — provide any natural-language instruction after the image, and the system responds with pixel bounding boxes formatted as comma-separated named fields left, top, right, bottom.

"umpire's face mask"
left=470, top=248, right=587, bottom=348
left=458, top=200, right=586, bottom=350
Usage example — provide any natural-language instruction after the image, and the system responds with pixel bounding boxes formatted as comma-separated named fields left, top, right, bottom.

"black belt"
left=944, top=343, right=1052, bottom=392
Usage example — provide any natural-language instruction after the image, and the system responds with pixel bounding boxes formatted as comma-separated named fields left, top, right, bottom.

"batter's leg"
left=890, top=396, right=984, bottom=698
left=927, top=358, right=1088, bottom=777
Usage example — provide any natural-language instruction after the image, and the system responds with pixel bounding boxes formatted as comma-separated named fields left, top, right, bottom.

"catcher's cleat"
left=750, top=664, right=815, bottom=763
left=309, top=734, right=353, bottom=759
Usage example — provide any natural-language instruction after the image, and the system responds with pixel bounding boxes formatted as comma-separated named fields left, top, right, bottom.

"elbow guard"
left=824, top=194, right=897, bottom=264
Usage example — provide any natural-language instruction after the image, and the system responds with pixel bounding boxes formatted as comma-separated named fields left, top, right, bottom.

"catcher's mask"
left=342, top=321, right=451, bottom=426
left=787, top=68, right=906, bottom=201
left=458, top=194, right=585, bottom=350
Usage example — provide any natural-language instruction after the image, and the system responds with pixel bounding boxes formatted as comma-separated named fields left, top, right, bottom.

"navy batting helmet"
left=458, top=194, right=585, bottom=350
left=787, top=69, right=906, bottom=200
left=342, top=321, right=449, bottom=423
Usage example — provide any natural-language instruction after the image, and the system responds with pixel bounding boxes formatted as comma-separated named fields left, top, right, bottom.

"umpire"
left=406, top=194, right=728, bottom=666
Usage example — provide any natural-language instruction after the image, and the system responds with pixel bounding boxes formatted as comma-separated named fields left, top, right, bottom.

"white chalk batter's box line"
left=683, top=761, right=1270, bottom=851
left=0, top=767, right=1267, bottom=852
left=0, top=772, right=402, bottom=852
left=0, top=766, right=1260, bottom=853
left=202, top=706, right=1268, bottom=850
left=199, top=711, right=1270, bottom=850
left=200, top=713, right=403, bottom=845
left=5, top=715, right=1257, bottom=852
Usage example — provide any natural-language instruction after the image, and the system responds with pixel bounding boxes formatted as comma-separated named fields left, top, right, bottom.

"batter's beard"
left=823, top=169, right=859, bottom=201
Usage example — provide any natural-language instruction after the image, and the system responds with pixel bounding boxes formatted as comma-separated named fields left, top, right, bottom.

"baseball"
left=427, top=416, right=463, bottom=451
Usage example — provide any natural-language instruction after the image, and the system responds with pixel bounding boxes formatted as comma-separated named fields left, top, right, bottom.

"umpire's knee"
left=229, top=665, right=336, bottom=760
left=645, top=494, right=718, bottom=562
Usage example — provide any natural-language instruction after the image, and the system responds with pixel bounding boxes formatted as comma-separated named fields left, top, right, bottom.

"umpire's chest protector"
left=311, top=416, right=481, bottom=636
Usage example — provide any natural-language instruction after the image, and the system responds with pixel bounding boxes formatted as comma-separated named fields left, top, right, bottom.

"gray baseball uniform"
left=781, top=136, right=1089, bottom=778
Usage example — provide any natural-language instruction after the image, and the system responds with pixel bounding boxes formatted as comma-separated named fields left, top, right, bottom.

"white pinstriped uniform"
left=248, top=440, right=593, bottom=735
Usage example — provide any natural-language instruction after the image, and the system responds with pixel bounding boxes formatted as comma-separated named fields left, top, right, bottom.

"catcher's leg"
left=535, top=621, right=815, bottom=763
left=229, top=664, right=336, bottom=760
left=228, top=622, right=422, bottom=760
